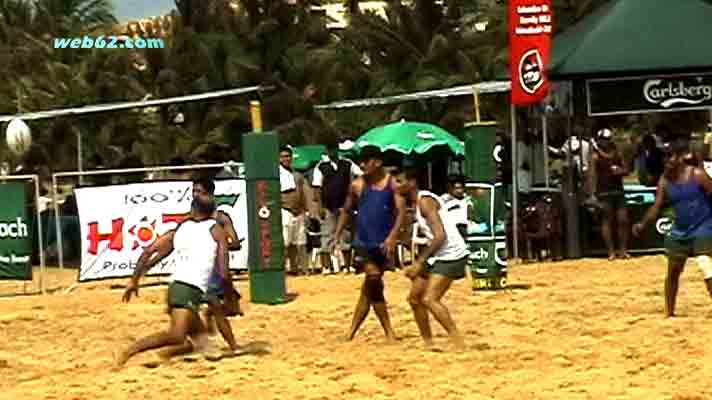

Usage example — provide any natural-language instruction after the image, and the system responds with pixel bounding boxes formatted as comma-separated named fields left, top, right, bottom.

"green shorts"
left=421, top=257, right=468, bottom=280
left=168, top=281, right=204, bottom=313
left=665, top=235, right=712, bottom=260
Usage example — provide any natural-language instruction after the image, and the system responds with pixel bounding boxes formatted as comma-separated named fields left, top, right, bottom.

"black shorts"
left=353, top=246, right=388, bottom=271
left=598, top=191, right=626, bottom=212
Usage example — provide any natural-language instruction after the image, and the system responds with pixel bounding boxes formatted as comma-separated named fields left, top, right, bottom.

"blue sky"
left=111, top=0, right=176, bottom=22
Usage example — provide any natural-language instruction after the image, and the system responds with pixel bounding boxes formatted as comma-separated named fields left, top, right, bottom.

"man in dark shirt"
left=636, top=134, right=664, bottom=186
left=312, top=144, right=363, bottom=273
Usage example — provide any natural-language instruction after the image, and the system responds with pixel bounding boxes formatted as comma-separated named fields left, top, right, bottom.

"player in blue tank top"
left=633, top=139, right=712, bottom=317
left=334, top=149, right=406, bottom=342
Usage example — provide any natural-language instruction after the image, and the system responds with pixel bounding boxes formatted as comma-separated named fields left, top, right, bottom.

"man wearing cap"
left=590, top=128, right=631, bottom=261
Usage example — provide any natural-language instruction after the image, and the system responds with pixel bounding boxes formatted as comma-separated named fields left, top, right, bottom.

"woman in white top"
left=392, top=164, right=469, bottom=349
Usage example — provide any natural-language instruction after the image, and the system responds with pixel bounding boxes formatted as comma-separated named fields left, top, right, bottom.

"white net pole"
left=32, top=176, right=45, bottom=294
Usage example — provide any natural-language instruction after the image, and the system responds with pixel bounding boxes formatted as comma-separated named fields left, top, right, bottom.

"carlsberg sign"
left=0, top=183, right=32, bottom=280
left=644, top=79, right=712, bottom=108
left=587, top=73, right=712, bottom=116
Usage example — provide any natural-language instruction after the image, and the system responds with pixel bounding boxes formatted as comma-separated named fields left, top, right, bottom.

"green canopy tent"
left=291, top=145, right=327, bottom=172
left=550, top=0, right=712, bottom=79
left=544, top=0, right=712, bottom=258
left=549, top=0, right=712, bottom=117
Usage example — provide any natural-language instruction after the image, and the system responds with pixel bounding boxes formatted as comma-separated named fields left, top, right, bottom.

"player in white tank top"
left=114, top=178, right=231, bottom=368
left=393, top=165, right=468, bottom=349
left=170, top=218, right=218, bottom=291
left=415, top=190, right=469, bottom=264
left=125, top=182, right=244, bottom=357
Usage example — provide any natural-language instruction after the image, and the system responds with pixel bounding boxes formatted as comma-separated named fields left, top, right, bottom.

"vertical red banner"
left=509, top=0, right=553, bottom=105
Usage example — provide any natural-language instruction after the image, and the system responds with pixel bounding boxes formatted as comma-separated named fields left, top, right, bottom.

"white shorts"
left=282, top=209, right=306, bottom=246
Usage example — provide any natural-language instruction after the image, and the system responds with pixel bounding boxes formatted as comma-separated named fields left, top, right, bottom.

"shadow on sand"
left=141, top=341, right=273, bottom=368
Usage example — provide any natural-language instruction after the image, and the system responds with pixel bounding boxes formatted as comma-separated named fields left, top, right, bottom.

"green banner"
left=0, top=182, right=32, bottom=280
left=587, top=73, right=712, bottom=116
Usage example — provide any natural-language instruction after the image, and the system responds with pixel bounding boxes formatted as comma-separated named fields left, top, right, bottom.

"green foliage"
left=6, top=0, right=690, bottom=176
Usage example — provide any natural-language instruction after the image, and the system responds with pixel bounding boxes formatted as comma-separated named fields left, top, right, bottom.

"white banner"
left=74, top=180, right=248, bottom=282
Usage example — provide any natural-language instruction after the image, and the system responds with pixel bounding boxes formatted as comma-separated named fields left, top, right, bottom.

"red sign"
left=86, top=213, right=189, bottom=255
left=509, top=0, right=552, bottom=105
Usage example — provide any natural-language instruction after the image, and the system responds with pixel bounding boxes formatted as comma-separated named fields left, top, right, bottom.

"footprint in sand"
left=141, top=361, right=162, bottom=369
left=471, top=342, right=492, bottom=351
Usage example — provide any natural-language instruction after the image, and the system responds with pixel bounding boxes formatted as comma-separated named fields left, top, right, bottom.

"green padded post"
left=242, top=131, right=287, bottom=304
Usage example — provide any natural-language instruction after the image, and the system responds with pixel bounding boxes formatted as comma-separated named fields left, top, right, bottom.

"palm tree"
left=34, top=0, right=117, bottom=36
left=322, top=0, right=482, bottom=131
left=0, top=0, right=151, bottom=172
left=135, top=0, right=344, bottom=162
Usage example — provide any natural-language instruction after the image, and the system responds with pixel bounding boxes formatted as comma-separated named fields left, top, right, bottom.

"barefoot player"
left=333, top=149, right=406, bottom=342
left=633, top=139, right=712, bottom=317
left=136, top=179, right=244, bottom=356
left=393, top=163, right=469, bottom=348
left=114, top=179, right=230, bottom=368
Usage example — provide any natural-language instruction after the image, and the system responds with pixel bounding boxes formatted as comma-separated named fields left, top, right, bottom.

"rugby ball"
left=6, top=118, right=31, bottom=156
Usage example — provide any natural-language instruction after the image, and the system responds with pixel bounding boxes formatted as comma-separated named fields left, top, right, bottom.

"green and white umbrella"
left=353, top=120, right=464, bottom=160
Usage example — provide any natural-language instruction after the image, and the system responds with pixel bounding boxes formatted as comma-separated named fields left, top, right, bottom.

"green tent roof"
left=549, top=0, right=712, bottom=79
left=291, top=145, right=326, bottom=171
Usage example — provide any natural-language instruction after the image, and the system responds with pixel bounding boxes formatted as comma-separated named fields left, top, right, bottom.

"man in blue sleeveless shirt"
left=334, top=149, right=406, bottom=342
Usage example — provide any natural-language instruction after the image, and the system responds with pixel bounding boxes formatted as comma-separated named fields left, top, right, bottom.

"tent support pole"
left=510, top=103, right=519, bottom=261
left=542, top=115, right=549, bottom=189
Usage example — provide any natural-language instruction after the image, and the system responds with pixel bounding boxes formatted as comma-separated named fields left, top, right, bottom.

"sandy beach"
left=2, top=255, right=712, bottom=400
